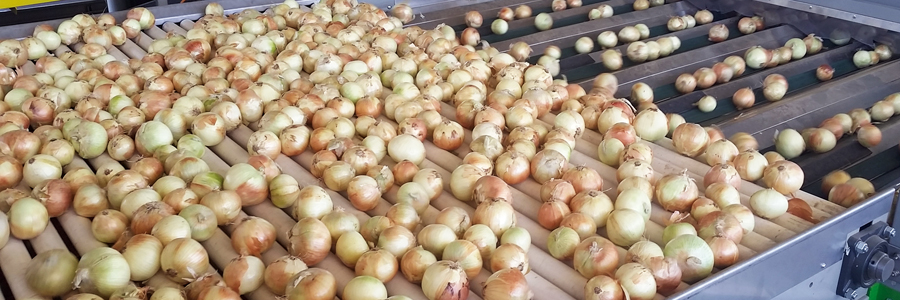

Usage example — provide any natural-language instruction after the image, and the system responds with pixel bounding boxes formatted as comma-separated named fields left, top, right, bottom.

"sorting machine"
left=1, top=0, right=900, bottom=299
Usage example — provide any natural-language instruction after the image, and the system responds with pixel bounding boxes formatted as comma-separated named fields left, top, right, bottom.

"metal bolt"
left=856, top=240, right=869, bottom=253
left=821, top=263, right=827, bottom=268
left=852, top=15, right=857, bottom=19
left=850, top=290, right=859, bottom=299
left=886, top=227, right=896, bottom=238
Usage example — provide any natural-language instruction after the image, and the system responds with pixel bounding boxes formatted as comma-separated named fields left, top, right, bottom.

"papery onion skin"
left=483, top=268, right=533, bottom=300
left=421, top=260, right=469, bottom=300
left=27, top=249, right=79, bottom=297
left=664, top=234, right=714, bottom=283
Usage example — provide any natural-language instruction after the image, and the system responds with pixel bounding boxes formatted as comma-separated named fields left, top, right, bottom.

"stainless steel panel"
left=753, top=0, right=900, bottom=33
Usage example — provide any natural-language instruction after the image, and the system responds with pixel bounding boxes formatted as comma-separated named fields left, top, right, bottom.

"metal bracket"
left=837, top=221, right=900, bottom=299
left=889, top=184, right=900, bottom=229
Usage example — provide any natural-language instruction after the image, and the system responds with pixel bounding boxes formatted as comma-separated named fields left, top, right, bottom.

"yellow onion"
left=223, top=255, right=266, bottom=295
left=490, top=243, right=529, bottom=273
left=442, top=239, right=483, bottom=278
left=336, top=231, right=369, bottom=268
left=606, top=209, right=645, bottom=247
left=574, top=236, right=619, bottom=278
left=663, top=234, right=713, bottom=283
left=91, top=209, right=128, bottom=243
left=231, top=216, right=277, bottom=257
left=285, top=268, right=337, bottom=300
left=223, top=163, right=268, bottom=206
left=289, top=217, right=332, bottom=266
left=355, top=248, right=399, bottom=282
left=655, top=172, right=699, bottom=212
left=120, top=234, right=163, bottom=281
left=344, top=275, right=388, bottom=300
left=421, top=261, right=469, bottom=300
left=26, top=249, right=78, bottom=297
left=8, top=197, right=49, bottom=239
left=74, top=247, right=132, bottom=297
left=762, top=160, right=804, bottom=195
left=178, top=204, right=217, bottom=241
left=547, top=227, right=580, bottom=260
left=672, top=123, right=709, bottom=157
left=584, top=275, right=626, bottom=300
left=264, top=255, right=308, bottom=295
left=401, top=246, right=438, bottom=284
left=160, top=238, right=210, bottom=284
left=615, top=263, right=656, bottom=300
left=483, top=268, right=533, bottom=300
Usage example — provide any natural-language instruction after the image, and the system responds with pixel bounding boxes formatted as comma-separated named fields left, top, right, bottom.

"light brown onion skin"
left=672, top=123, right=709, bottom=157
left=707, top=236, right=740, bottom=268
left=787, top=198, right=816, bottom=223
left=703, top=163, right=742, bottom=189
left=646, top=256, right=682, bottom=295
left=829, top=183, right=865, bottom=207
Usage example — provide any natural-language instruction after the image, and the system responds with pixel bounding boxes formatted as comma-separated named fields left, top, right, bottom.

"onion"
left=708, top=24, right=729, bottom=42
left=663, top=234, right=713, bottom=283
left=731, top=87, right=756, bottom=110
left=120, top=234, right=162, bottom=282
left=733, top=150, right=768, bottom=181
left=483, top=268, right=533, bottom=300
left=607, top=209, right=645, bottom=247
left=344, top=276, right=388, bottom=300
left=749, top=188, right=788, bottom=219
left=391, top=3, right=414, bottom=23
left=284, top=268, right=337, bottom=300
left=763, top=81, right=788, bottom=102
left=762, top=160, right=804, bottom=195
left=535, top=13, right=553, bottom=31
left=492, top=19, right=509, bottom=35
left=26, top=249, right=78, bottom=297
left=854, top=50, right=873, bottom=68
left=531, top=149, right=568, bottom=184
left=222, top=256, right=266, bottom=294
left=289, top=217, right=332, bottom=266
left=421, top=261, right=469, bottom=300
left=576, top=37, right=595, bottom=54
left=822, top=170, right=851, bottom=195
left=200, top=190, right=242, bottom=225
left=613, top=263, right=656, bottom=300
left=178, top=204, right=216, bottom=242
left=829, top=183, right=865, bottom=207
left=656, top=172, right=700, bottom=212
left=672, top=123, right=709, bottom=157
left=263, top=257, right=307, bottom=296
left=667, top=17, right=686, bottom=32
left=870, top=100, right=895, bottom=122
left=857, top=124, right=882, bottom=147
left=787, top=198, right=816, bottom=223
left=773, top=128, right=805, bottom=159
left=626, top=240, right=663, bottom=265
left=573, top=236, right=619, bottom=278
left=626, top=41, right=649, bottom=63
left=738, top=17, right=756, bottom=34
left=675, top=73, right=697, bottom=94
left=596, top=31, right=618, bottom=50
left=231, top=216, right=277, bottom=257
left=74, top=247, right=132, bottom=297
left=875, top=44, right=893, bottom=60
left=465, top=11, right=483, bottom=28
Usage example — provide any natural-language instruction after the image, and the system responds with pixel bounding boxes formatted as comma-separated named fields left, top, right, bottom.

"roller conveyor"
left=0, top=0, right=898, bottom=299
